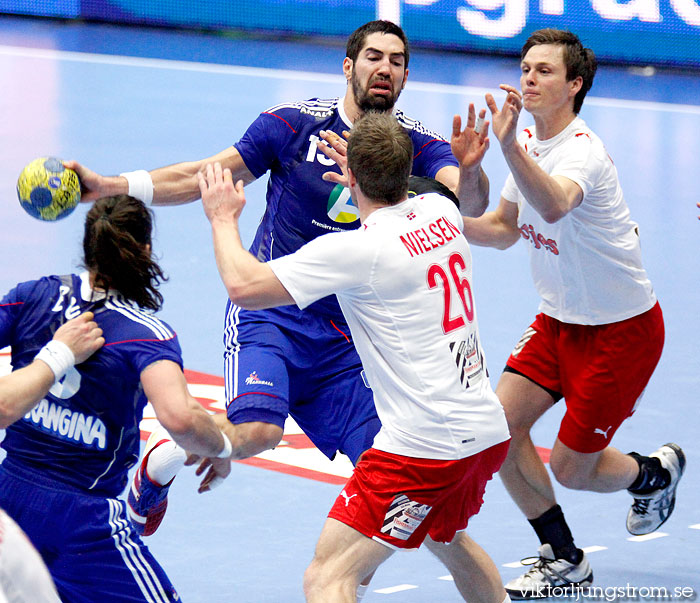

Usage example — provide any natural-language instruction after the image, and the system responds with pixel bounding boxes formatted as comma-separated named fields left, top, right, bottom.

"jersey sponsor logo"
left=380, top=493, right=432, bottom=541
left=400, top=216, right=461, bottom=257
left=326, top=184, right=359, bottom=224
left=245, top=371, right=274, bottom=387
left=24, top=398, right=107, bottom=450
left=311, top=219, right=343, bottom=232
left=450, top=333, right=485, bottom=388
left=519, top=223, right=559, bottom=255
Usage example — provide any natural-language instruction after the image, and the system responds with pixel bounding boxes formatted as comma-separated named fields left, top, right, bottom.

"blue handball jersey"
left=235, top=97, right=458, bottom=320
left=0, top=272, right=182, bottom=498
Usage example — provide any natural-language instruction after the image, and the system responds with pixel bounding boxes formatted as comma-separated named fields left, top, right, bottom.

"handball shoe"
left=127, top=429, right=175, bottom=536
left=627, top=443, right=685, bottom=536
left=505, top=544, right=593, bottom=600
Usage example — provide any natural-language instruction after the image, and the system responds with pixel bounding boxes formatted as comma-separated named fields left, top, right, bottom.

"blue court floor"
left=0, top=14, right=699, bottom=602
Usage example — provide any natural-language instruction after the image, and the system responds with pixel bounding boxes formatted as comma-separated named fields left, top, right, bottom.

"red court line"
left=236, top=457, right=348, bottom=485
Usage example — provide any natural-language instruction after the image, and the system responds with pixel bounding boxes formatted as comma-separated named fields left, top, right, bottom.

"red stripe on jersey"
left=413, top=138, right=442, bottom=160
left=263, top=112, right=298, bottom=133
left=0, top=302, right=23, bottom=307
left=329, top=320, right=351, bottom=342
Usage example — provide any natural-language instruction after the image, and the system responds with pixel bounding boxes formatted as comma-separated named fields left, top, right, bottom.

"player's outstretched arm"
left=199, top=162, right=294, bottom=310
left=0, top=312, right=104, bottom=428
left=436, top=103, right=491, bottom=218
left=64, top=146, right=256, bottom=206
left=462, top=196, right=521, bottom=249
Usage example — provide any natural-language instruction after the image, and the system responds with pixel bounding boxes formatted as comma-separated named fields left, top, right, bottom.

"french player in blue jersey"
left=0, top=195, right=233, bottom=602
left=65, top=20, right=491, bottom=548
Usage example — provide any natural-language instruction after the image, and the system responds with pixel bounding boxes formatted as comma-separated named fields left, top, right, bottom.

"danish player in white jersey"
left=464, top=29, right=685, bottom=598
left=196, top=112, right=511, bottom=602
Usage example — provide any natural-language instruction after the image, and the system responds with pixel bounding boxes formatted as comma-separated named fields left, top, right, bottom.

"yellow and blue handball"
left=17, top=157, right=81, bottom=221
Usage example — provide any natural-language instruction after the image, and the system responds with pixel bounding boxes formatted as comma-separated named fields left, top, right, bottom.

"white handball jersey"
left=501, top=117, right=656, bottom=325
left=269, top=192, right=509, bottom=460
left=0, top=509, right=60, bottom=602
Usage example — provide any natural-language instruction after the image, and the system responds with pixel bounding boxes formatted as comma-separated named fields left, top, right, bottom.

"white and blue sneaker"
left=505, top=544, right=593, bottom=600
left=627, top=443, right=686, bottom=536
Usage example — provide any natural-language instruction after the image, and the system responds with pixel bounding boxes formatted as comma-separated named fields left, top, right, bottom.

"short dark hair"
left=522, top=28, right=597, bottom=114
left=347, top=111, right=412, bottom=205
left=83, top=195, right=167, bottom=311
left=346, top=20, right=410, bottom=68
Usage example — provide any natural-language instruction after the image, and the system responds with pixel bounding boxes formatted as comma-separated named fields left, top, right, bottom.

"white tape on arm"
left=35, top=340, right=75, bottom=383
left=120, top=170, right=154, bottom=206
left=216, top=431, right=233, bottom=459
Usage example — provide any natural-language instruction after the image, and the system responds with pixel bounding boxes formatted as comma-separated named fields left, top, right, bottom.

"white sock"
left=356, top=583, right=368, bottom=601
left=146, top=440, right=187, bottom=486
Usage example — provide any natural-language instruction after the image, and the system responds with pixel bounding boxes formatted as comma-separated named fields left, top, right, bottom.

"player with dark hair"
left=463, top=28, right=684, bottom=597
left=0, top=195, right=233, bottom=602
left=196, top=110, right=510, bottom=603
left=65, top=18, right=490, bottom=546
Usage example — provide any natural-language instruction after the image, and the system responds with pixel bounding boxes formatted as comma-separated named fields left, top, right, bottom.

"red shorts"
left=506, top=302, right=664, bottom=453
left=328, top=441, right=509, bottom=550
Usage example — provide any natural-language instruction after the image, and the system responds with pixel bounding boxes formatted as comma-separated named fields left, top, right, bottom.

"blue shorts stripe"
left=224, top=302, right=242, bottom=402
left=108, top=499, right=169, bottom=603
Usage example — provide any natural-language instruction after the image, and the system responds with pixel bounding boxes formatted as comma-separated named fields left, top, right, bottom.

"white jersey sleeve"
left=268, top=229, right=373, bottom=310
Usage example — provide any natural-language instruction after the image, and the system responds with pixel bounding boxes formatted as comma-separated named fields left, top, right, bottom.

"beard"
left=351, top=75, right=399, bottom=113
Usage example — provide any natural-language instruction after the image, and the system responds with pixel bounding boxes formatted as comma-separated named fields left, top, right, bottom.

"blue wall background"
left=1, top=0, right=698, bottom=68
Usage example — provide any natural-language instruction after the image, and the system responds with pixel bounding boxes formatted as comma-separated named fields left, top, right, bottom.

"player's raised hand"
left=486, top=84, right=522, bottom=148
left=198, top=162, right=246, bottom=224
left=53, top=312, right=105, bottom=364
left=451, top=103, right=490, bottom=172
left=319, top=129, right=350, bottom=187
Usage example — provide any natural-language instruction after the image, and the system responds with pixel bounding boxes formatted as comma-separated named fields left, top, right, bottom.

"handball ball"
left=17, top=157, right=81, bottom=221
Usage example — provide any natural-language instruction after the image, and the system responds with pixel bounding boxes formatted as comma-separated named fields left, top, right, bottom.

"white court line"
left=627, top=532, right=668, bottom=542
left=502, top=544, right=607, bottom=568
left=690, top=524, right=700, bottom=530
left=1, top=44, right=700, bottom=115
left=373, top=584, right=419, bottom=594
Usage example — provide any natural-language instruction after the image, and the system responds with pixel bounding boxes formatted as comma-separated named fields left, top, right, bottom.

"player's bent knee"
left=550, top=457, right=591, bottom=490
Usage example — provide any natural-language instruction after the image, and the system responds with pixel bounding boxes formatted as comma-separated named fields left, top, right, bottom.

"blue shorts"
left=223, top=302, right=380, bottom=464
left=0, top=461, right=179, bottom=603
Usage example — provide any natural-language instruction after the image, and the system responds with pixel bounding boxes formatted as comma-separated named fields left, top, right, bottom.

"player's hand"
left=62, top=160, right=118, bottom=204
left=486, top=85, right=522, bottom=149
left=53, top=312, right=104, bottom=364
left=319, top=129, right=350, bottom=187
left=451, top=103, right=490, bottom=172
left=198, top=162, right=245, bottom=224
left=193, top=456, right=232, bottom=493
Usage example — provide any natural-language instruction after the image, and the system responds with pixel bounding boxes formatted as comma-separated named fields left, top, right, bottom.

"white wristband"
left=120, top=170, right=154, bottom=206
left=216, top=431, right=233, bottom=459
left=35, top=340, right=75, bottom=382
